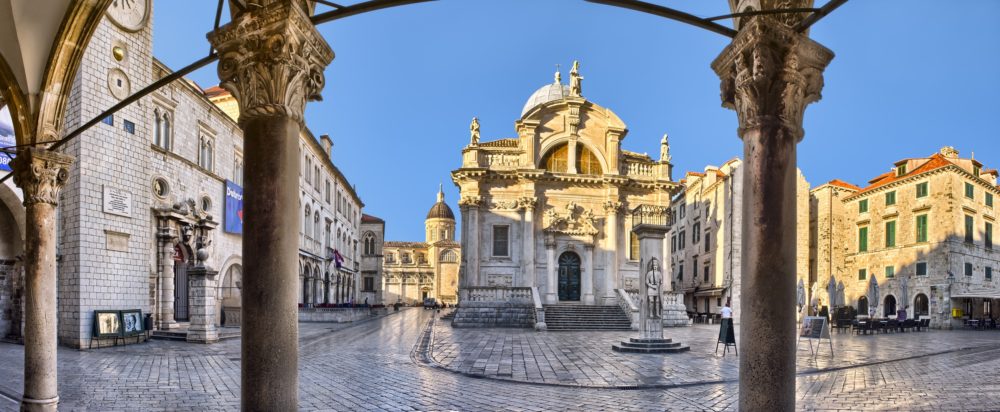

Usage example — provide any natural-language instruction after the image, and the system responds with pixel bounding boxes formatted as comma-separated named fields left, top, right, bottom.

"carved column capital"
left=10, top=148, right=73, bottom=206
left=518, top=197, right=537, bottom=212
left=602, top=200, right=624, bottom=215
left=458, top=196, right=484, bottom=209
left=712, top=16, right=833, bottom=142
left=207, top=1, right=334, bottom=126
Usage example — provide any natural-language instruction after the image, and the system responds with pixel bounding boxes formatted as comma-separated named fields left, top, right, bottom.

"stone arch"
left=883, top=294, right=897, bottom=317
left=217, top=257, right=243, bottom=327
left=914, top=293, right=929, bottom=317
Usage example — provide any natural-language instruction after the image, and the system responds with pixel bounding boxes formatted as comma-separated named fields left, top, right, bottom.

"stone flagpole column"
left=634, top=223, right=668, bottom=339
left=712, top=10, right=833, bottom=411
left=208, top=2, right=334, bottom=410
left=11, top=148, right=73, bottom=412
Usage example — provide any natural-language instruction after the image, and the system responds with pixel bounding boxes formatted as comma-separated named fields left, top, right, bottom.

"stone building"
left=381, top=188, right=460, bottom=305
left=452, top=63, right=680, bottom=307
left=808, top=147, right=1000, bottom=328
left=0, top=6, right=365, bottom=347
left=360, top=214, right=386, bottom=304
left=669, top=158, right=809, bottom=322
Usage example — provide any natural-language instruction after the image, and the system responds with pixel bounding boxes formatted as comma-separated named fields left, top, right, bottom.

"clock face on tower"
left=106, top=0, right=149, bottom=32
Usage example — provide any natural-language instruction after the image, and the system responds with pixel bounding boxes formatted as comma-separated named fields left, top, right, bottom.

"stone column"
left=582, top=243, right=595, bottom=305
left=186, top=267, right=219, bottom=343
left=634, top=224, right=668, bottom=338
left=603, top=201, right=622, bottom=304
left=520, top=198, right=536, bottom=287
left=208, top=2, right=334, bottom=410
left=157, top=227, right=179, bottom=329
left=11, top=148, right=72, bottom=412
left=545, top=236, right=557, bottom=304
left=712, top=13, right=833, bottom=412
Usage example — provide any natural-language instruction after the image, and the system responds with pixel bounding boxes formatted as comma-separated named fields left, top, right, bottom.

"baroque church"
left=382, top=188, right=461, bottom=305
left=452, top=62, right=681, bottom=306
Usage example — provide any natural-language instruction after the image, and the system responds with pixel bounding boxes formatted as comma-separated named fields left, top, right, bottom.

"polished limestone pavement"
left=0, top=309, right=999, bottom=411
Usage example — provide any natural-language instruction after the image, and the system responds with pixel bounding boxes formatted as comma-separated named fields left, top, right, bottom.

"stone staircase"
left=543, top=304, right=632, bottom=331
left=612, top=337, right=690, bottom=354
left=151, top=327, right=241, bottom=342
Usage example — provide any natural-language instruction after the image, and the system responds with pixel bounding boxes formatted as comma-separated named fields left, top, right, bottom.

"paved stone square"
left=1, top=308, right=999, bottom=411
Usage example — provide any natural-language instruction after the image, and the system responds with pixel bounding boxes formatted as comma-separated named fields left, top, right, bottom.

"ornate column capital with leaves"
left=10, top=148, right=73, bottom=206
left=207, top=1, right=334, bottom=126
left=712, top=15, right=833, bottom=142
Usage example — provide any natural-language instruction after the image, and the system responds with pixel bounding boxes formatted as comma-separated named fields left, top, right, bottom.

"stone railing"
left=616, top=289, right=640, bottom=330
left=480, top=152, right=521, bottom=170
left=464, top=287, right=533, bottom=303
left=622, top=161, right=654, bottom=178
left=531, top=286, right=546, bottom=331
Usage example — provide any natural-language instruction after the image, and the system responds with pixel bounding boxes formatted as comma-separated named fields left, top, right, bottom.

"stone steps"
left=542, top=304, right=632, bottom=331
left=612, top=337, right=691, bottom=354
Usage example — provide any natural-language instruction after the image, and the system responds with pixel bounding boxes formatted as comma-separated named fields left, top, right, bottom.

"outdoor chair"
left=886, top=319, right=899, bottom=333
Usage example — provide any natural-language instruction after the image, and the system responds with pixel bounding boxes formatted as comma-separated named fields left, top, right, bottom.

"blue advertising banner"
left=0, top=107, right=15, bottom=172
left=224, top=180, right=244, bottom=234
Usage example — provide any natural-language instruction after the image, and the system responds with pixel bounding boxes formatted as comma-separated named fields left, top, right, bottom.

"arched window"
left=576, top=145, right=602, bottom=175
left=162, top=114, right=171, bottom=150
left=440, top=249, right=458, bottom=263
left=154, top=109, right=162, bottom=147
left=306, top=158, right=312, bottom=184
left=363, top=232, right=377, bottom=255
left=313, top=212, right=321, bottom=241
left=914, top=293, right=929, bottom=316
left=857, top=296, right=869, bottom=315
left=304, top=205, right=312, bottom=237
left=542, top=144, right=569, bottom=173
left=199, top=135, right=214, bottom=171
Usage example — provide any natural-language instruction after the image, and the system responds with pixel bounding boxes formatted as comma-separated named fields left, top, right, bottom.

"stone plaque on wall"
left=486, top=274, right=513, bottom=287
left=105, top=230, right=130, bottom=252
left=103, top=185, right=133, bottom=218
left=624, top=276, right=639, bottom=290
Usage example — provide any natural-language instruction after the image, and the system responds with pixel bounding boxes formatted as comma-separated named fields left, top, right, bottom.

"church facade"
left=382, top=189, right=461, bottom=305
left=452, top=63, right=680, bottom=305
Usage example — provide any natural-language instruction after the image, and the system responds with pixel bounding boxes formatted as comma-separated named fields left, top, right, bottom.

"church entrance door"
left=558, top=252, right=581, bottom=301
left=173, top=245, right=190, bottom=321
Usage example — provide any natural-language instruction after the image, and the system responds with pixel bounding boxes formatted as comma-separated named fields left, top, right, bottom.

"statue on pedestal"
left=646, top=258, right=663, bottom=319
left=569, top=60, right=583, bottom=97
left=469, top=117, right=480, bottom=145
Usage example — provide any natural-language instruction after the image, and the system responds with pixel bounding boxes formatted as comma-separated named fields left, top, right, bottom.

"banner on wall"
left=224, top=180, right=244, bottom=234
left=0, top=107, right=15, bottom=172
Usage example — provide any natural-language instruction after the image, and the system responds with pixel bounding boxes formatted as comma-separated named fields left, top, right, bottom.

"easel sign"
left=797, top=316, right=833, bottom=359
left=716, top=318, right=737, bottom=356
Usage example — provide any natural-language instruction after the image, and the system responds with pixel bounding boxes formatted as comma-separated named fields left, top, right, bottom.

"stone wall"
left=298, top=307, right=387, bottom=323
left=451, top=302, right=535, bottom=328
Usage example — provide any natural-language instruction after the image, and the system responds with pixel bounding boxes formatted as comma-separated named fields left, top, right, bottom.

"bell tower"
left=425, top=185, right=456, bottom=243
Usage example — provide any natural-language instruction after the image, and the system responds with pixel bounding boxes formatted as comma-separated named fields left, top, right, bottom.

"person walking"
left=721, top=302, right=733, bottom=319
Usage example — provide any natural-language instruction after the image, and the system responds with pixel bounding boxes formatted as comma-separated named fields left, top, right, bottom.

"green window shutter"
left=916, top=214, right=928, bottom=243
left=966, top=183, right=975, bottom=199
left=885, top=221, right=896, bottom=248
left=858, top=269, right=867, bottom=280
left=966, top=215, right=975, bottom=243
left=987, top=193, right=994, bottom=207
left=859, top=199, right=869, bottom=213
left=859, top=227, right=868, bottom=252
left=886, top=191, right=896, bottom=206
left=885, top=266, right=894, bottom=278
left=916, top=182, right=928, bottom=198
left=916, top=262, right=927, bottom=276
left=987, top=222, right=993, bottom=249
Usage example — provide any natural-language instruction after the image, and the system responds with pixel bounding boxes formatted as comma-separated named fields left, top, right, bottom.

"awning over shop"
left=951, top=290, right=1000, bottom=300
left=694, top=287, right=724, bottom=297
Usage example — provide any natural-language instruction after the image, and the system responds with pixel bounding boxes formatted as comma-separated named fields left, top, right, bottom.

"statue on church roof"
left=569, top=60, right=583, bottom=97
left=660, top=133, right=671, bottom=163
left=469, top=117, right=480, bottom=145
left=554, top=65, right=562, bottom=84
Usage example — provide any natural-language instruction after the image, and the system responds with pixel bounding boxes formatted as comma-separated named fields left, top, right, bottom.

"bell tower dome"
left=425, top=185, right=456, bottom=243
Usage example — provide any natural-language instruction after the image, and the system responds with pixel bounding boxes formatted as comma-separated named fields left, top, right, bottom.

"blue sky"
left=151, top=1, right=1000, bottom=241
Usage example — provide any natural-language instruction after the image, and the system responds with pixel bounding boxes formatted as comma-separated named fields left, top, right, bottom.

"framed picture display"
left=93, top=310, right=123, bottom=338
left=121, top=309, right=144, bottom=336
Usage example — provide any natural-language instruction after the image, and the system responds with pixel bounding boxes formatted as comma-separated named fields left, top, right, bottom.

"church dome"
left=426, top=186, right=455, bottom=220
left=521, top=83, right=571, bottom=117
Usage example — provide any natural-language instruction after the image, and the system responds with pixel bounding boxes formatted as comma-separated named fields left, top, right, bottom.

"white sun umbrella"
left=797, top=278, right=806, bottom=312
left=827, top=275, right=838, bottom=308
left=900, top=275, right=909, bottom=311
left=868, top=274, right=880, bottom=317
left=837, top=281, right=846, bottom=311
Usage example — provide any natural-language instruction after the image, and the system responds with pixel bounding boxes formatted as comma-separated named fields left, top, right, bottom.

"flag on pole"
left=329, top=248, right=344, bottom=269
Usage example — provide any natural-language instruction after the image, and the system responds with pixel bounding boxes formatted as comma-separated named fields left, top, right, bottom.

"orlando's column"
left=12, top=148, right=72, bottom=411
left=711, top=10, right=833, bottom=411
left=208, top=2, right=334, bottom=409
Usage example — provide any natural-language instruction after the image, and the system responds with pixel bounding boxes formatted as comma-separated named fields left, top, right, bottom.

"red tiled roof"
left=204, top=85, right=230, bottom=98
left=856, top=154, right=955, bottom=194
left=384, top=241, right=427, bottom=248
left=361, top=214, right=384, bottom=223
left=826, top=179, right=861, bottom=191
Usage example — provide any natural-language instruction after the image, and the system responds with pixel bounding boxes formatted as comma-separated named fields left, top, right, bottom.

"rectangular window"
left=966, top=215, right=975, bottom=243
left=885, top=221, right=896, bottom=248
left=678, top=264, right=684, bottom=282
left=670, top=235, right=677, bottom=253
left=965, top=262, right=974, bottom=277
left=916, top=214, right=928, bottom=243
left=885, top=266, right=895, bottom=278
left=123, top=120, right=135, bottom=134
left=363, top=277, right=375, bottom=292
left=916, top=182, right=928, bottom=198
left=987, top=267, right=993, bottom=280
left=704, top=230, right=711, bottom=252
left=703, top=262, right=710, bottom=282
left=693, top=262, right=698, bottom=281
left=859, top=199, right=869, bottom=214
left=692, top=224, right=701, bottom=244
left=492, top=225, right=509, bottom=257
left=858, top=226, right=869, bottom=252
left=858, top=268, right=867, bottom=281
left=102, top=115, right=114, bottom=126
left=885, top=191, right=896, bottom=206
left=629, top=232, right=639, bottom=261
left=679, top=204, right=686, bottom=219
left=966, top=182, right=975, bottom=199
left=325, top=181, right=331, bottom=203
left=987, top=193, right=994, bottom=207
left=974, top=166, right=982, bottom=177
left=679, top=231, right=686, bottom=249
left=897, top=165, right=907, bottom=176
left=916, top=262, right=928, bottom=276
left=987, top=222, right=993, bottom=249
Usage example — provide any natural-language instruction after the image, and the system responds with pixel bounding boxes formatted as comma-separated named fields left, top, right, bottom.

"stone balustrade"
left=464, top=287, right=533, bottom=303
left=616, top=289, right=640, bottom=330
